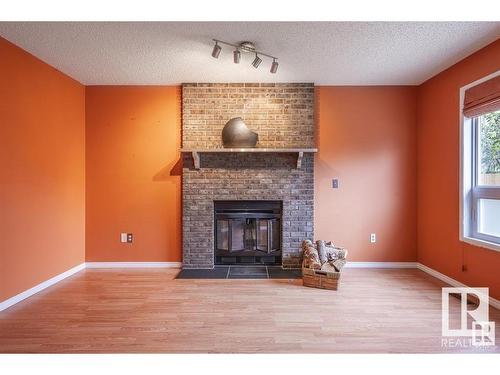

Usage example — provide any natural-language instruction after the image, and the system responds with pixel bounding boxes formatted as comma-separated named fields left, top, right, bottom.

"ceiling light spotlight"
left=252, top=54, right=262, bottom=68
left=233, top=49, right=241, bottom=64
left=270, top=58, right=279, bottom=74
left=211, top=41, right=221, bottom=58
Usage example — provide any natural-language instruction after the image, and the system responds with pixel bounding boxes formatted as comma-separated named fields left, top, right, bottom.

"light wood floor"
left=0, top=268, right=499, bottom=353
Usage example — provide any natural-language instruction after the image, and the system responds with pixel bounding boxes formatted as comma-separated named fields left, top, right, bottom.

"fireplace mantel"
left=180, top=148, right=318, bottom=169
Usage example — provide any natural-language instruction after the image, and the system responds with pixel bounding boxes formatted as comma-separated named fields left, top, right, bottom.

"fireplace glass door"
left=214, top=201, right=282, bottom=265
left=256, top=219, right=280, bottom=253
left=216, top=219, right=229, bottom=251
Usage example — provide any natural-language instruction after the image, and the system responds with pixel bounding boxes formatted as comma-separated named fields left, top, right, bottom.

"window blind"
left=463, top=74, right=500, bottom=118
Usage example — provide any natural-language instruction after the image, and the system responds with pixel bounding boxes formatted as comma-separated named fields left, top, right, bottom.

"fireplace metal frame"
left=214, top=200, right=282, bottom=265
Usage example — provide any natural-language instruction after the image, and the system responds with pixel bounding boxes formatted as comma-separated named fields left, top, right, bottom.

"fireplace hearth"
left=214, top=201, right=282, bottom=265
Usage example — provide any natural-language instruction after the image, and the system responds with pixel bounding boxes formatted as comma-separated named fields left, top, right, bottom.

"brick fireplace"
left=181, top=83, right=315, bottom=269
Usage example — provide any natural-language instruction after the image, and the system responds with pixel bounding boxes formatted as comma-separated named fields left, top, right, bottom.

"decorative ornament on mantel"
left=222, top=117, right=259, bottom=148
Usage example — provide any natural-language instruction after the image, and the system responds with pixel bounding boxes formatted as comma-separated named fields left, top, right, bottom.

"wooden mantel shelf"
left=180, top=148, right=318, bottom=169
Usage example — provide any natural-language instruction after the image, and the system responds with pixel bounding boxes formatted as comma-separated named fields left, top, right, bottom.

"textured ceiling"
left=0, top=22, right=498, bottom=85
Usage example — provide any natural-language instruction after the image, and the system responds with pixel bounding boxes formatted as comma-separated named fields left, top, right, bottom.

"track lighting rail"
left=212, top=39, right=278, bottom=60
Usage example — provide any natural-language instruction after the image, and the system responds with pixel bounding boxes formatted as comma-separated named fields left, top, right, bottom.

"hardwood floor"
left=0, top=268, right=499, bottom=353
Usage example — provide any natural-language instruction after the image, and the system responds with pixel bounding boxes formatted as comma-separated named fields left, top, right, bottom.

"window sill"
left=462, top=236, right=500, bottom=253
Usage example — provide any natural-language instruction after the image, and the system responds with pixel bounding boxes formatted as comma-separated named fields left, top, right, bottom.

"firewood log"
left=316, top=240, right=328, bottom=264
left=301, top=240, right=321, bottom=269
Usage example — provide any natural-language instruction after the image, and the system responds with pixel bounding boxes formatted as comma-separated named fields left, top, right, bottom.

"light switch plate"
left=120, top=233, right=128, bottom=243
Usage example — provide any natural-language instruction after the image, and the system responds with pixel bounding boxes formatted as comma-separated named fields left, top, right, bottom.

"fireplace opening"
left=214, top=200, right=282, bottom=265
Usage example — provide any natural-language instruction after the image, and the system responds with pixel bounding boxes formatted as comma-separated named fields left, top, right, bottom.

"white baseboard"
left=346, top=262, right=418, bottom=268
left=0, top=263, right=85, bottom=312
left=85, top=262, right=182, bottom=269
left=416, top=263, right=500, bottom=310
left=416, top=263, right=464, bottom=287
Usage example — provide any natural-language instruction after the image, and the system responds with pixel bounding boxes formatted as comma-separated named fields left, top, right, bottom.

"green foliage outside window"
left=480, top=110, right=500, bottom=174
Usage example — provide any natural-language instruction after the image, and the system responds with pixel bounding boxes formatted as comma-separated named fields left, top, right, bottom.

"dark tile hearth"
left=175, top=267, right=229, bottom=279
left=267, top=267, right=302, bottom=279
left=176, top=266, right=301, bottom=279
left=229, top=266, right=268, bottom=279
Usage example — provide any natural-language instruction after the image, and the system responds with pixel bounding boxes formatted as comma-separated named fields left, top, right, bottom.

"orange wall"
left=85, top=86, right=182, bottom=262
left=315, top=87, right=417, bottom=261
left=0, top=37, right=85, bottom=301
left=417, top=39, right=500, bottom=299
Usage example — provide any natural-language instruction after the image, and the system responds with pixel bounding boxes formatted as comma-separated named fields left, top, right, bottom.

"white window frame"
left=460, top=70, right=500, bottom=252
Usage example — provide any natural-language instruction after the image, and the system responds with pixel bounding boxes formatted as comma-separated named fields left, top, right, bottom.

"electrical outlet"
left=120, top=233, right=128, bottom=243
left=370, top=233, right=376, bottom=243
left=121, top=233, right=133, bottom=243
left=332, top=179, right=339, bottom=189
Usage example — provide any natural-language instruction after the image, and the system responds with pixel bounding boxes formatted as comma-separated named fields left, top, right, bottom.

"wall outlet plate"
left=370, top=233, right=376, bottom=243
left=332, top=179, right=339, bottom=189
left=121, top=233, right=133, bottom=243
left=120, top=233, right=128, bottom=243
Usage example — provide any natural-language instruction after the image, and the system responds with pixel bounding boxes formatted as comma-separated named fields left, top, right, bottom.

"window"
left=461, top=73, right=500, bottom=251
left=471, top=111, right=500, bottom=243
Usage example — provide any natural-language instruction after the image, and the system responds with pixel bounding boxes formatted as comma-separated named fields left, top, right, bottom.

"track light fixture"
left=211, top=39, right=279, bottom=73
left=252, top=54, right=262, bottom=68
left=270, top=58, right=279, bottom=74
left=211, top=41, right=221, bottom=58
left=233, top=49, right=241, bottom=64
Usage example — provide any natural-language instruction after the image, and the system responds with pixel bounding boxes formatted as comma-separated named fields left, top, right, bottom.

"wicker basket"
left=302, top=265, right=341, bottom=290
